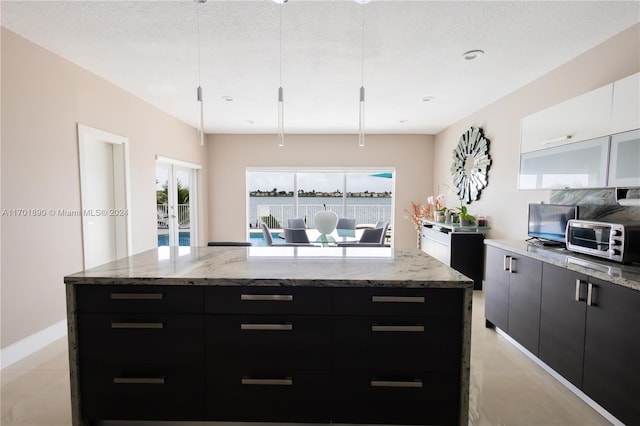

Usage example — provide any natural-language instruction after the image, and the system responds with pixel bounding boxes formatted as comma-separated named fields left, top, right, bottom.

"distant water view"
left=249, top=196, right=392, bottom=229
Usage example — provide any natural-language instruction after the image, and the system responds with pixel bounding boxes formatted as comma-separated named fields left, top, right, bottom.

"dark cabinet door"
left=484, top=246, right=510, bottom=330
left=507, top=254, right=542, bottom=355
left=539, top=264, right=588, bottom=388
left=582, top=277, right=640, bottom=425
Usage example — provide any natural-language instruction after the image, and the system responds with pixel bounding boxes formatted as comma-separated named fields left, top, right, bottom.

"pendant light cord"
left=361, top=1, right=364, bottom=87
left=197, top=3, right=202, bottom=85
left=279, top=3, right=283, bottom=88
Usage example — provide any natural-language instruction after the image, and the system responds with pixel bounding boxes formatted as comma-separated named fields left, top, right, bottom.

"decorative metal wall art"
left=451, top=127, right=492, bottom=203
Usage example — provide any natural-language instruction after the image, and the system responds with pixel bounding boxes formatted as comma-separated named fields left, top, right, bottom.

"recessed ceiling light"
left=221, top=96, right=234, bottom=102
left=399, top=119, right=409, bottom=124
left=246, top=120, right=255, bottom=124
left=272, top=0, right=288, bottom=3
left=462, top=50, right=484, bottom=61
left=422, top=96, right=435, bottom=102
left=354, top=0, right=372, bottom=4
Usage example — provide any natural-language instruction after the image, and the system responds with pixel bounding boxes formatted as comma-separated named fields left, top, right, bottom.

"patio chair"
left=283, top=227, right=311, bottom=244
left=287, top=218, right=306, bottom=229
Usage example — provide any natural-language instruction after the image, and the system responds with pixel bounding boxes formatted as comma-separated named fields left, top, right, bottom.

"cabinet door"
left=507, top=254, right=542, bottom=355
left=519, top=136, right=609, bottom=189
left=538, top=264, right=587, bottom=388
left=484, top=247, right=510, bottom=330
left=582, top=277, right=640, bottom=425
left=608, top=129, right=640, bottom=187
left=520, top=83, right=613, bottom=154
left=611, top=72, right=640, bottom=134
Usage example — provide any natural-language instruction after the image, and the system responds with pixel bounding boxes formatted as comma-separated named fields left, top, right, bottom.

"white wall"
left=208, top=134, right=434, bottom=249
left=432, top=23, right=640, bottom=240
left=0, top=28, right=208, bottom=350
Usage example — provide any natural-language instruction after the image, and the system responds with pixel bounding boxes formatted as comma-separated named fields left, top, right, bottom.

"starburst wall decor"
left=451, top=127, right=492, bottom=203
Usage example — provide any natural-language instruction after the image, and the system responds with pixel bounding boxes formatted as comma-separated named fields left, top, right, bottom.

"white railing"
left=253, top=203, right=392, bottom=229
left=157, top=204, right=190, bottom=228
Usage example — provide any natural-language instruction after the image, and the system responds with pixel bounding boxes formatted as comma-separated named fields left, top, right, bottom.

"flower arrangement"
left=404, top=201, right=430, bottom=231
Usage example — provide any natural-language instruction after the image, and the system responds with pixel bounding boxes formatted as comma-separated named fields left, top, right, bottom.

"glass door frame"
left=156, top=156, right=201, bottom=247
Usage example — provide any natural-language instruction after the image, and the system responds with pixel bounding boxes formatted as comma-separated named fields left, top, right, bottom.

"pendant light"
left=195, top=0, right=206, bottom=146
left=358, top=0, right=366, bottom=147
left=277, top=1, right=285, bottom=147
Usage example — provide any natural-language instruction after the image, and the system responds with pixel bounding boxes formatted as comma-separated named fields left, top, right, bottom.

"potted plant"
left=456, top=205, right=476, bottom=226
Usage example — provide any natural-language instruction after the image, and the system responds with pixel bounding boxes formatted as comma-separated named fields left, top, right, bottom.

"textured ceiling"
left=2, top=1, right=639, bottom=135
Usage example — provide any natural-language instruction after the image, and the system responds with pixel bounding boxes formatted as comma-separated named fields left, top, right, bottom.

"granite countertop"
left=485, top=239, right=640, bottom=291
left=64, top=246, right=473, bottom=289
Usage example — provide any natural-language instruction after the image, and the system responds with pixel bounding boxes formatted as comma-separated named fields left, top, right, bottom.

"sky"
left=247, top=170, right=394, bottom=193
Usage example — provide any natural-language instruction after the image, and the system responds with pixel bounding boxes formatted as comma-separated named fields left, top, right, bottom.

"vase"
left=436, top=212, right=445, bottom=223
left=445, top=211, right=452, bottom=223
left=314, top=210, right=338, bottom=235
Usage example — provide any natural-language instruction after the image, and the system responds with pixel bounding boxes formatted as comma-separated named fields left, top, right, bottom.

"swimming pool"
left=157, top=232, right=191, bottom=246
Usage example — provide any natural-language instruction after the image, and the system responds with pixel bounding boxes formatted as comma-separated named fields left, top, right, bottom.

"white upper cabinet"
left=521, top=84, right=613, bottom=154
left=611, top=72, right=640, bottom=135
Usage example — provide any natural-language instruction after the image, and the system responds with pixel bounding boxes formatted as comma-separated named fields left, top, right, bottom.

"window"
left=247, top=168, right=394, bottom=234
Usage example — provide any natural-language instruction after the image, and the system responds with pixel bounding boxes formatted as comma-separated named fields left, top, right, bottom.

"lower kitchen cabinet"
left=80, top=367, right=205, bottom=421
left=506, top=253, right=542, bottom=356
left=539, top=263, right=588, bottom=388
left=332, top=370, right=460, bottom=426
left=206, top=369, right=331, bottom=423
left=485, top=245, right=543, bottom=357
left=582, top=277, right=640, bottom=425
left=74, top=284, right=468, bottom=425
left=484, top=246, right=510, bottom=330
left=485, top=244, right=640, bottom=425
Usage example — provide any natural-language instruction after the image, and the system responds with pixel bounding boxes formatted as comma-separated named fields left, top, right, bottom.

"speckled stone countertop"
left=485, top=239, right=640, bottom=291
left=64, top=246, right=474, bottom=288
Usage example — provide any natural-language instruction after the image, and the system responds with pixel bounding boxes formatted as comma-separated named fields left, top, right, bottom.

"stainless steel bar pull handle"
left=241, top=378, right=293, bottom=386
left=370, top=380, right=423, bottom=388
left=111, top=322, right=164, bottom=329
left=503, top=255, right=510, bottom=271
left=371, top=296, right=425, bottom=303
left=587, top=283, right=595, bottom=306
left=113, top=377, right=165, bottom=385
left=111, top=293, right=163, bottom=300
left=240, top=294, right=293, bottom=302
left=575, top=279, right=586, bottom=302
left=509, top=256, right=515, bottom=273
left=240, top=323, right=293, bottom=331
left=371, top=325, right=424, bottom=332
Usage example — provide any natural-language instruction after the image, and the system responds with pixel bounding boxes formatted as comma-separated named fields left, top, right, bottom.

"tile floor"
left=1, top=291, right=612, bottom=426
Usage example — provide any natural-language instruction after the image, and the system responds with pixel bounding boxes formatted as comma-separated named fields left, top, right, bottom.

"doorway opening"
left=156, top=157, right=200, bottom=247
left=78, top=124, right=132, bottom=269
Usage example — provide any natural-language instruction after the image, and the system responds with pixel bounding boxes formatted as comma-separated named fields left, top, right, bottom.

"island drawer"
left=205, top=315, right=330, bottom=368
left=331, top=370, right=460, bottom=425
left=332, top=316, right=462, bottom=370
left=206, top=369, right=330, bottom=423
left=205, top=286, right=331, bottom=314
left=76, top=285, right=204, bottom=314
left=78, top=313, right=204, bottom=368
left=333, top=287, right=463, bottom=316
left=80, top=367, right=205, bottom=421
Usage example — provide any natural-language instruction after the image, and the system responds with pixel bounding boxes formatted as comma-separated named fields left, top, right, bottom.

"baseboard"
left=0, top=319, right=67, bottom=369
left=495, top=327, right=624, bottom=426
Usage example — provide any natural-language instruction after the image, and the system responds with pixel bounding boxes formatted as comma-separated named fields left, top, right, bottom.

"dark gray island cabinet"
left=484, top=241, right=640, bottom=425
left=65, top=247, right=473, bottom=426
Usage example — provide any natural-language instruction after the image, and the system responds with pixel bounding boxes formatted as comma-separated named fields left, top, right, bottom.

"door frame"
left=77, top=124, right=132, bottom=268
left=156, top=155, right=201, bottom=247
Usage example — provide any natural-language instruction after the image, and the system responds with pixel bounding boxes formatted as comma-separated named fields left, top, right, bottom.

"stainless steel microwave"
left=566, top=219, right=640, bottom=263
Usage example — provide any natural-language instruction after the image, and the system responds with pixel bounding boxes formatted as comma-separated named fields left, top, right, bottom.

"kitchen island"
left=65, top=246, right=473, bottom=426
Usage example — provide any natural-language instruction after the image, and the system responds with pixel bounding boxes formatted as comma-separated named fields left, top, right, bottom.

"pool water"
left=157, top=232, right=191, bottom=246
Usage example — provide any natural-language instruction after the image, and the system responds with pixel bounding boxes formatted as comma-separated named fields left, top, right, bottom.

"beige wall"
left=0, top=28, right=208, bottom=348
left=433, top=23, right=640, bottom=240
left=208, top=134, right=434, bottom=249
